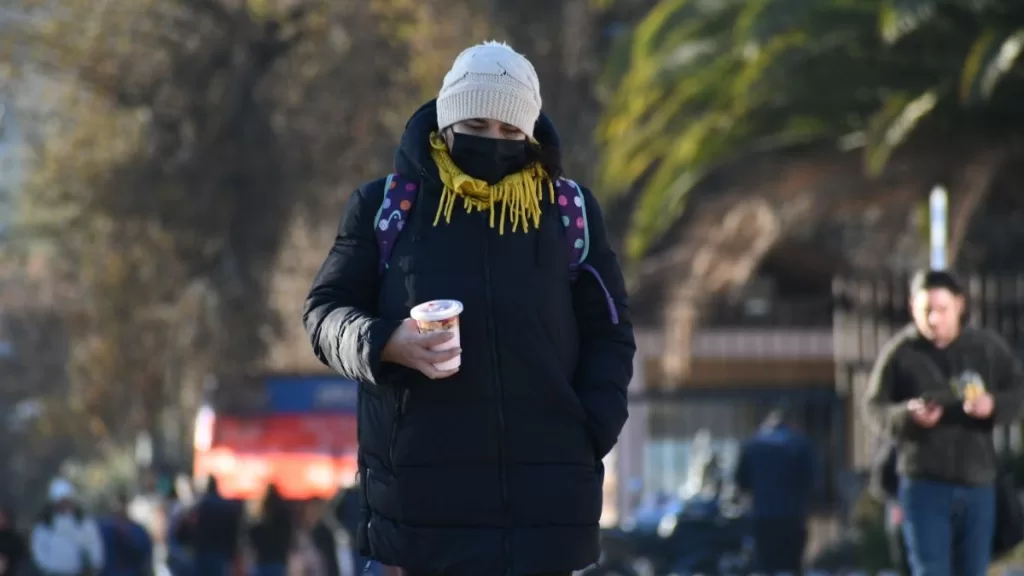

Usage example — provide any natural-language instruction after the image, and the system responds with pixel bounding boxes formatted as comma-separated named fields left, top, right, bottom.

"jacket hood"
left=394, top=99, right=562, bottom=183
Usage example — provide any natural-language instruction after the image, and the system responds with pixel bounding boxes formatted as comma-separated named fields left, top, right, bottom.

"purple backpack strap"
left=555, top=177, right=589, bottom=279
left=373, top=173, right=419, bottom=274
left=555, top=177, right=619, bottom=325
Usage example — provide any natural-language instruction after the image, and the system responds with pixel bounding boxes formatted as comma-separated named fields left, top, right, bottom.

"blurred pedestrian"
left=246, top=485, right=291, bottom=576
left=290, top=501, right=326, bottom=576
left=98, top=491, right=153, bottom=576
left=303, top=39, right=635, bottom=575
left=163, top=482, right=192, bottom=576
left=30, top=477, right=105, bottom=576
left=864, top=269, right=1024, bottom=576
left=191, top=478, right=242, bottom=576
left=0, top=505, right=26, bottom=576
left=735, top=406, right=817, bottom=574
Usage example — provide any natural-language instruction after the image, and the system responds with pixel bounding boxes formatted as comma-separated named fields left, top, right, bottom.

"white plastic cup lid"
left=410, top=299, right=464, bottom=322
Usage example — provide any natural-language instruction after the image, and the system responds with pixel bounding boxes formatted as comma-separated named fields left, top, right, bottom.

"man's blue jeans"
left=899, top=477, right=995, bottom=576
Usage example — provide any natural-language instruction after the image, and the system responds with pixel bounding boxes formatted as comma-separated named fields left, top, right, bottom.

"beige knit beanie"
left=436, top=41, right=542, bottom=138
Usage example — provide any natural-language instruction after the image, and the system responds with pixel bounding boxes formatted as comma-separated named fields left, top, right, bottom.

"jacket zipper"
left=482, top=217, right=512, bottom=575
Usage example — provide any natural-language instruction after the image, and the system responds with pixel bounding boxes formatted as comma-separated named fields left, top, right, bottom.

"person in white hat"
left=29, top=478, right=104, bottom=576
left=304, top=41, right=636, bottom=575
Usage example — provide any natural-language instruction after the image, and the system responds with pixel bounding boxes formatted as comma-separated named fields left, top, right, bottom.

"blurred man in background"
left=189, top=478, right=242, bottom=576
left=246, top=485, right=292, bottom=576
left=864, top=270, right=1024, bottom=576
left=0, top=505, right=26, bottom=576
left=98, top=491, right=153, bottom=576
left=30, top=478, right=105, bottom=576
left=735, top=406, right=817, bottom=574
left=163, top=478, right=193, bottom=576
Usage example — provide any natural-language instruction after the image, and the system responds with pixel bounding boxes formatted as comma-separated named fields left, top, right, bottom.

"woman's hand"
left=381, top=319, right=461, bottom=379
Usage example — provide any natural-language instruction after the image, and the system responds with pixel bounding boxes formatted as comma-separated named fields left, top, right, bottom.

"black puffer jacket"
left=303, top=101, right=636, bottom=575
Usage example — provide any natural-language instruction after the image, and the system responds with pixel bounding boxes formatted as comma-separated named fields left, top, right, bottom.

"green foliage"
left=600, top=0, right=1024, bottom=260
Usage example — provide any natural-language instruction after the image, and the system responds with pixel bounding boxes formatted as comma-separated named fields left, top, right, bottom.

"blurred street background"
left=3, top=0, right=1024, bottom=573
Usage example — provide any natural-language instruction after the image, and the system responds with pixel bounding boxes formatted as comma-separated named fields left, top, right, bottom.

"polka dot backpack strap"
left=373, top=173, right=419, bottom=274
left=555, top=177, right=589, bottom=280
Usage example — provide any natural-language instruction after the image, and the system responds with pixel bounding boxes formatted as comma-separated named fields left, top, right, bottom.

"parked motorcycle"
left=582, top=492, right=754, bottom=576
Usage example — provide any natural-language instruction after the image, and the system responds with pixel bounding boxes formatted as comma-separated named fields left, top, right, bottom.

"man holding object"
left=863, top=270, right=1024, bottom=576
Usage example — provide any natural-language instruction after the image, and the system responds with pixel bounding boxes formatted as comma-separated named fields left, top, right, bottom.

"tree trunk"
left=659, top=198, right=782, bottom=383
left=946, top=147, right=1007, bottom=267
left=661, top=287, right=697, bottom=383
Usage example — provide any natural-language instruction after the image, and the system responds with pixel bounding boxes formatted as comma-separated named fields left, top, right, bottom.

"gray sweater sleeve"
left=863, top=334, right=913, bottom=438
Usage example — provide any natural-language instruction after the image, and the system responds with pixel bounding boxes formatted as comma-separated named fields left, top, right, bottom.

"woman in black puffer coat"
left=303, top=41, right=636, bottom=576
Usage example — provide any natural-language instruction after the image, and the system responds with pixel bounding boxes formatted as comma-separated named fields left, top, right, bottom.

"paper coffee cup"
left=409, top=299, right=463, bottom=371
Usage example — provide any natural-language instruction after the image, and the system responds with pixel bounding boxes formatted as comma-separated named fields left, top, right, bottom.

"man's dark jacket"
left=302, top=100, right=636, bottom=575
left=735, top=424, right=817, bottom=519
left=863, top=325, right=1024, bottom=486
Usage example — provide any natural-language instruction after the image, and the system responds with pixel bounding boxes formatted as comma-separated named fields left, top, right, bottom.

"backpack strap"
left=555, top=177, right=620, bottom=325
left=554, top=177, right=589, bottom=279
left=372, top=174, right=590, bottom=279
left=373, top=173, right=419, bottom=274
left=371, top=173, right=619, bottom=325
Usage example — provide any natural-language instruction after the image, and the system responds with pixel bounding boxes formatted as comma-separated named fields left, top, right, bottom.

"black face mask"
left=448, top=132, right=529, bottom=185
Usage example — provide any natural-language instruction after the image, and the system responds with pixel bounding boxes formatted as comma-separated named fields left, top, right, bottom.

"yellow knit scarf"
left=429, top=132, right=554, bottom=234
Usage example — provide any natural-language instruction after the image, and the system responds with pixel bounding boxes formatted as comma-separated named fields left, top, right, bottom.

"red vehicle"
left=193, top=375, right=359, bottom=500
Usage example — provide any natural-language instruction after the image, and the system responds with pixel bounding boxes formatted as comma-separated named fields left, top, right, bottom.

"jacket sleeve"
left=81, top=518, right=105, bottom=571
left=29, top=525, right=53, bottom=574
left=303, top=182, right=403, bottom=385
left=984, top=330, right=1024, bottom=424
left=863, top=335, right=913, bottom=439
left=571, top=187, right=637, bottom=459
